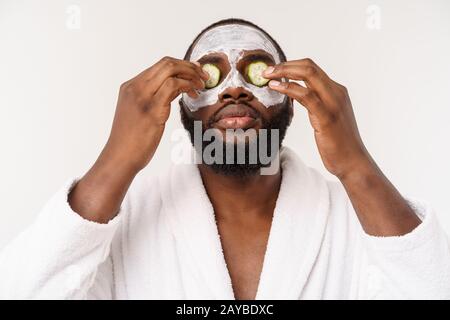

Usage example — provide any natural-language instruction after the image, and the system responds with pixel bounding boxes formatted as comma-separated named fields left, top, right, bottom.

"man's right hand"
left=108, top=57, right=208, bottom=172
left=68, top=57, right=208, bottom=223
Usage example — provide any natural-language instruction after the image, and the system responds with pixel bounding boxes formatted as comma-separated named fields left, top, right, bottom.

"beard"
left=179, top=98, right=292, bottom=177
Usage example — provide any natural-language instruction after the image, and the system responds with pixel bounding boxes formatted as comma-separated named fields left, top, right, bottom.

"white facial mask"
left=182, top=24, right=286, bottom=112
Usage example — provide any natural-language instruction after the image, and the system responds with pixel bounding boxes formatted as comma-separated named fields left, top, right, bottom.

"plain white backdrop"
left=1, top=0, right=449, bottom=248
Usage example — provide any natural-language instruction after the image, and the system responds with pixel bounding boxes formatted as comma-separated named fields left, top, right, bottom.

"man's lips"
left=216, top=116, right=256, bottom=129
left=213, top=103, right=260, bottom=130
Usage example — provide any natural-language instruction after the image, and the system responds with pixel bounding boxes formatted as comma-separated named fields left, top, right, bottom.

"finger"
left=173, top=73, right=205, bottom=90
left=138, top=56, right=208, bottom=81
left=152, top=77, right=199, bottom=106
left=268, top=80, right=330, bottom=120
left=136, top=74, right=203, bottom=105
left=182, top=59, right=210, bottom=80
left=137, top=57, right=208, bottom=95
left=264, top=58, right=328, bottom=78
left=263, top=59, right=332, bottom=98
left=153, top=66, right=207, bottom=95
left=154, top=57, right=209, bottom=82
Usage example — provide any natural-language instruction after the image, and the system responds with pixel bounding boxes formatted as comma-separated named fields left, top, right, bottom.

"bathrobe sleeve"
left=0, top=179, right=120, bottom=299
left=358, top=198, right=450, bottom=299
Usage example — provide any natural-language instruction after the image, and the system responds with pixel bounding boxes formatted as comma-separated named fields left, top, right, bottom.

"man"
left=0, top=18, right=449, bottom=299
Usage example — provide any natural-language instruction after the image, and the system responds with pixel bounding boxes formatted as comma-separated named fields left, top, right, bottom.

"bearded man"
left=1, top=19, right=449, bottom=300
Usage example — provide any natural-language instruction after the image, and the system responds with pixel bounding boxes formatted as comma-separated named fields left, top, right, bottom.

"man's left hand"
left=263, top=58, right=372, bottom=181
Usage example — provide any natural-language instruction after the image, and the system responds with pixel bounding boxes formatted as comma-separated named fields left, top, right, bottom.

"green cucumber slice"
left=202, top=63, right=221, bottom=89
left=247, top=61, right=270, bottom=87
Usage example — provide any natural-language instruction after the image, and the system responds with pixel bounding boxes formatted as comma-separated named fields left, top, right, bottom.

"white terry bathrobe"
left=0, top=147, right=449, bottom=299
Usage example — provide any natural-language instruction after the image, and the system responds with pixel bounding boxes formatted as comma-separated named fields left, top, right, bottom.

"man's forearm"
left=340, top=156, right=421, bottom=236
left=68, top=145, right=138, bottom=224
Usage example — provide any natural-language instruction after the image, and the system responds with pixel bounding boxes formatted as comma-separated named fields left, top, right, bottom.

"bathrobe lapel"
left=161, top=157, right=235, bottom=299
left=161, top=147, right=330, bottom=299
left=255, top=148, right=330, bottom=299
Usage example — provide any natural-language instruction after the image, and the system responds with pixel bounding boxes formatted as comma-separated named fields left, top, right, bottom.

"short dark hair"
left=183, top=18, right=287, bottom=62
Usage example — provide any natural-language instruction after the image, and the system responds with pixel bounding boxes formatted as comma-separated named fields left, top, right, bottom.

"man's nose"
left=219, top=87, right=254, bottom=102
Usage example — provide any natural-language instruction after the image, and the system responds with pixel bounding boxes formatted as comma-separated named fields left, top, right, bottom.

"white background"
left=1, top=0, right=449, bottom=248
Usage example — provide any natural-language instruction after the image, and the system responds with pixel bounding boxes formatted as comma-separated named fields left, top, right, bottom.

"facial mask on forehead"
left=182, top=24, right=286, bottom=112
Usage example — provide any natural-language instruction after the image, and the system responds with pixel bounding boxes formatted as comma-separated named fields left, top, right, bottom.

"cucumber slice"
left=247, top=61, right=270, bottom=87
left=202, top=63, right=221, bottom=89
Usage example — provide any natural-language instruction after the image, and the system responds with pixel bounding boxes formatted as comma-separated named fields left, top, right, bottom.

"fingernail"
left=193, top=61, right=201, bottom=67
left=264, top=66, right=274, bottom=75
left=269, top=80, right=281, bottom=87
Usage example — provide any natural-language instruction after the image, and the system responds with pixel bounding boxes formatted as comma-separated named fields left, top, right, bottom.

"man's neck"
left=198, top=164, right=282, bottom=222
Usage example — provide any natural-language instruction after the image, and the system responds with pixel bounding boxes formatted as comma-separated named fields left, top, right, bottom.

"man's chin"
left=204, top=160, right=268, bottom=178
left=195, top=137, right=278, bottom=177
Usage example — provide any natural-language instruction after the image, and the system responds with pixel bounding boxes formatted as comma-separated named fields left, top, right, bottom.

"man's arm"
left=0, top=57, right=208, bottom=299
left=69, top=57, right=208, bottom=223
left=339, top=155, right=420, bottom=236
left=263, top=58, right=420, bottom=236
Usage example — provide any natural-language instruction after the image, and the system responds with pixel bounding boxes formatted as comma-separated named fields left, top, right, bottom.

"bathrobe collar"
left=161, top=146, right=330, bottom=299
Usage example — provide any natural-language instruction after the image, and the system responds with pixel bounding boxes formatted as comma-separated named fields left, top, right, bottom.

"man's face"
left=181, top=24, right=292, bottom=135
left=180, top=23, right=292, bottom=176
